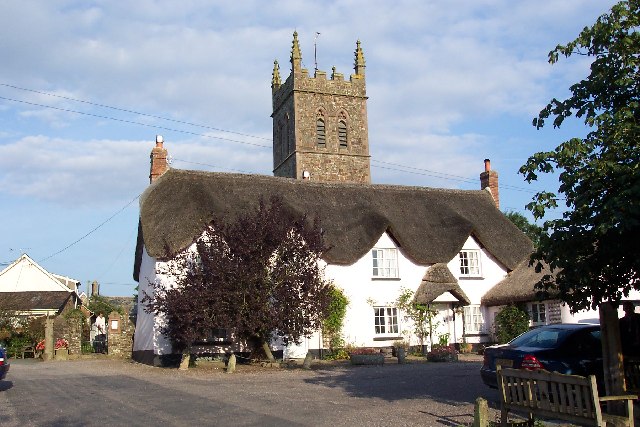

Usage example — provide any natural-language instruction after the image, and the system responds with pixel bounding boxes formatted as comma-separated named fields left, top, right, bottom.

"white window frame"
left=530, top=302, right=547, bottom=326
left=459, top=250, right=481, bottom=277
left=464, top=305, right=484, bottom=334
left=374, top=306, right=399, bottom=336
left=371, top=248, right=399, bottom=278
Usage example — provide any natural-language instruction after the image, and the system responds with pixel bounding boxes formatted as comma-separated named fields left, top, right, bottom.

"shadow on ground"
left=304, top=360, right=499, bottom=405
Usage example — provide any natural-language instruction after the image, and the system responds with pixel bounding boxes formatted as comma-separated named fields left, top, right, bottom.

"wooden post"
left=600, top=302, right=626, bottom=415
left=43, top=317, right=54, bottom=361
left=226, top=354, right=236, bottom=373
left=473, top=397, right=489, bottom=427
left=302, top=351, right=313, bottom=369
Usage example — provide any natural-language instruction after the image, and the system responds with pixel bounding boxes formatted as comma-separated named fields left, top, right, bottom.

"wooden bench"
left=497, top=365, right=635, bottom=426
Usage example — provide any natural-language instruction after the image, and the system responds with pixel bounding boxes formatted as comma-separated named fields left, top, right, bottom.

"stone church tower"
left=271, top=32, right=371, bottom=183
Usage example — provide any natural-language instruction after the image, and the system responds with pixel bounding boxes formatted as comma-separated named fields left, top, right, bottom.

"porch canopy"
left=414, top=263, right=470, bottom=305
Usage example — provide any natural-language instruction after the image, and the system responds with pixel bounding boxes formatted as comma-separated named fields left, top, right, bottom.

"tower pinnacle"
left=291, top=31, right=302, bottom=71
left=271, top=60, right=281, bottom=91
left=354, top=40, right=365, bottom=78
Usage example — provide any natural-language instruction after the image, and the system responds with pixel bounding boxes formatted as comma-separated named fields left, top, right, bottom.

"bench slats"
left=497, top=366, right=633, bottom=427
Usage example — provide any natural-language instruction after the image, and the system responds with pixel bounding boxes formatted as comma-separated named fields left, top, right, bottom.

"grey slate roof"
left=134, top=169, right=533, bottom=281
left=481, top=260, right=553, bottom=306
left=414, top=263, right=470, bottom=305
left=0, top=291, right=74, bottom=312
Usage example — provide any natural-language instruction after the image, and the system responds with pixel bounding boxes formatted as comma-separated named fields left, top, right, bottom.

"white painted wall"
left=292, top=233, right=508, bottom=354
left=133, top=247, right=173, bottom=355
left=136, top=233, right=513, bottom=357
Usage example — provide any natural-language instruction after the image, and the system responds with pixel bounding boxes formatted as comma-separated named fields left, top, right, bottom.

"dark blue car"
left=480, top=323, right=603, bottom=388
left=0, top=346, right=10, bottom=380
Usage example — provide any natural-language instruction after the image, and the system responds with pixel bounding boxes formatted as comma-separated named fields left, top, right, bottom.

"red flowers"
left=35, top=338, right=69, bottom=350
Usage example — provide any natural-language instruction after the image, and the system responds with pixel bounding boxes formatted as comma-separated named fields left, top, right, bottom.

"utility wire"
left=0, top=96, right=271, bottom=149
left=1, top=85, right=547, bottom=194
left=0, top=83, right=271, bottom=141
left=39, top=194, right=141, bottom=262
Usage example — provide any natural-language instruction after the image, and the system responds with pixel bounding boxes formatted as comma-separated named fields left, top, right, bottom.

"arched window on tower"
left=286, top=112, right=293, bottom=154
left=281, top=120, right=288, bottom=160
left=277, top=120, right=284, bottom=163
left=338, top=119, right=348, bottom=148
left=316, top=118, right=326, bottom=148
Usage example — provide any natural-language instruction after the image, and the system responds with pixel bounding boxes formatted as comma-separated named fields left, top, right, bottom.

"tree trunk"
left=262, top=341, right=275, bottom=362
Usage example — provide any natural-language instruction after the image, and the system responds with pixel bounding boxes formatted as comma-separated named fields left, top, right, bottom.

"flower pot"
left=54, top=349, right=69, bottom=360
left=349, top=353, right=384, bottom=365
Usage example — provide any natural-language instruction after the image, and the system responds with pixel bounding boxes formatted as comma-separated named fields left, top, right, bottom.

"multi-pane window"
left=374, top=307, right=399, bottom=335
left=464, top=305, right=484, bottom=334
left=531, top=303, right=547, bottom=325
left=372, top=248, right=398, bottom=278
left=316, top=118, right=326, bottom=147
left=338, top=120, right=347, bottom=148
left=459, top=250, right=481, bottom=277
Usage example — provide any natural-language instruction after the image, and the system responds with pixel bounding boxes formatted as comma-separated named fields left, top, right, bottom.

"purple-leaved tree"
left=145, top=196, right=332, bottom=366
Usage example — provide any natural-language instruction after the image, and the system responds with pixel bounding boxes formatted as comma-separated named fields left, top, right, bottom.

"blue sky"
left=0, top=1, right=614, bottom=296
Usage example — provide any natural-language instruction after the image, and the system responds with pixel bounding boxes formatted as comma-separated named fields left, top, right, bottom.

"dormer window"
left=459, top=250, right=481, bottom=277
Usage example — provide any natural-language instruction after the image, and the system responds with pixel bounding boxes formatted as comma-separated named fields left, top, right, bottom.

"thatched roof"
left=0, top=291, right=74, bottom=312
left=134, top=169, right=533, bottom=281
left=414, top=263, right=470, bottom=305
left=481, top=260, right=553, bottom=306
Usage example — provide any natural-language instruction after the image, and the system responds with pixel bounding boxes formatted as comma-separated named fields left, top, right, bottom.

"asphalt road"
left=0, top=357, right=503, bottom=426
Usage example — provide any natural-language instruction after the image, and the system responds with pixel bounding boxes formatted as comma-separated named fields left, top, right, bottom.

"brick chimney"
left=149, top=135, right=168, bottom=183
left=480, top=159, right=499, bottom=209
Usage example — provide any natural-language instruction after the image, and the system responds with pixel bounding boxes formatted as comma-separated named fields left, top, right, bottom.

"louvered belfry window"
left=338, top=120, right=347, bottom=148
left=316, top=118, right=326, bottom=147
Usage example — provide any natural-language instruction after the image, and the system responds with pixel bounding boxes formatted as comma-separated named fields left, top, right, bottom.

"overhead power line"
left=0, top=83, right=271, bottom=141
left=39, top=194, right=141, bottom=263
left=1, top=83, right=544, bottom=195
left=0, top=95, right=271, bottom=149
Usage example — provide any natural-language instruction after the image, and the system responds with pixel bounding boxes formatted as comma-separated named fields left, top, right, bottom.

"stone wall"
left=107, top=311, right=135, bottom=358
left=53, top=311, right=84, bottom=355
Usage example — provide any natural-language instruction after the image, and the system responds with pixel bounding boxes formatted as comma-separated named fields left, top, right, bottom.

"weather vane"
left=314, top=32, right=321, bottom=72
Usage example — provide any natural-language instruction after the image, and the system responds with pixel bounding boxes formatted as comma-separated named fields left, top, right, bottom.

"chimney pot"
left=480, top=159, right=499, bottom=209
left=150, top=137, right=169, bottom=183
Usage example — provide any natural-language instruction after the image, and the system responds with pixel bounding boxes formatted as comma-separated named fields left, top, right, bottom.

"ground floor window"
left=530, top=303, right=547, bottom=326
left=464, top=305, right=484, bottom=334
left=374, top=307, right=399, bottom=335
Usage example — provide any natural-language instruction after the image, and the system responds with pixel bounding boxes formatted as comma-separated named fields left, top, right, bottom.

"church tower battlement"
left=271, top=32, right=371, bottom=183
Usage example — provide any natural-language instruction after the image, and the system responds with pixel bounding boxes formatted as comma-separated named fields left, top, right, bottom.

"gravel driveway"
left=0, top=356, right=503, bottom=426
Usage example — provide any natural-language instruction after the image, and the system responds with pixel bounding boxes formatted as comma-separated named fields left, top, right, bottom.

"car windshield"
left=509, top=327, right=575, bottom=348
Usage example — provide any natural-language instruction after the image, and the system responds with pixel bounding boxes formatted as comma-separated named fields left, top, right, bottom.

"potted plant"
left=427, top=344, right=458, bottom=362
left=54, top=338, right=69, bottom=360
left=459, top=341, right=473, bottom=354
left=392, top=340, right=408, bottom=363
left=348, top=347, right=384, bottom=365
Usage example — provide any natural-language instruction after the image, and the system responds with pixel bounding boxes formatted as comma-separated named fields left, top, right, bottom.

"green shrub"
left=494, top=304, right=530, bottom=344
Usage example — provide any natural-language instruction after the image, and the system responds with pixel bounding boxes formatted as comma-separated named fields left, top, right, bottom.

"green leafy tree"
left=520, top=1, right=640, bottom=311
left=396, top=288, right=439, bottom=355
left=494, top=304, right=530, bottom=344
left=503, top=211, right=544, bottom=248
left=322, top=286, right=349, bottom=352
left=145, top=197, right=333, bottom=365
left=87, top=294, right=124, bottom=317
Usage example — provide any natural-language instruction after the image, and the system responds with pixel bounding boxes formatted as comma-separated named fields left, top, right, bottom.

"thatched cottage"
left=132, top=33, right=539, bottom=364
